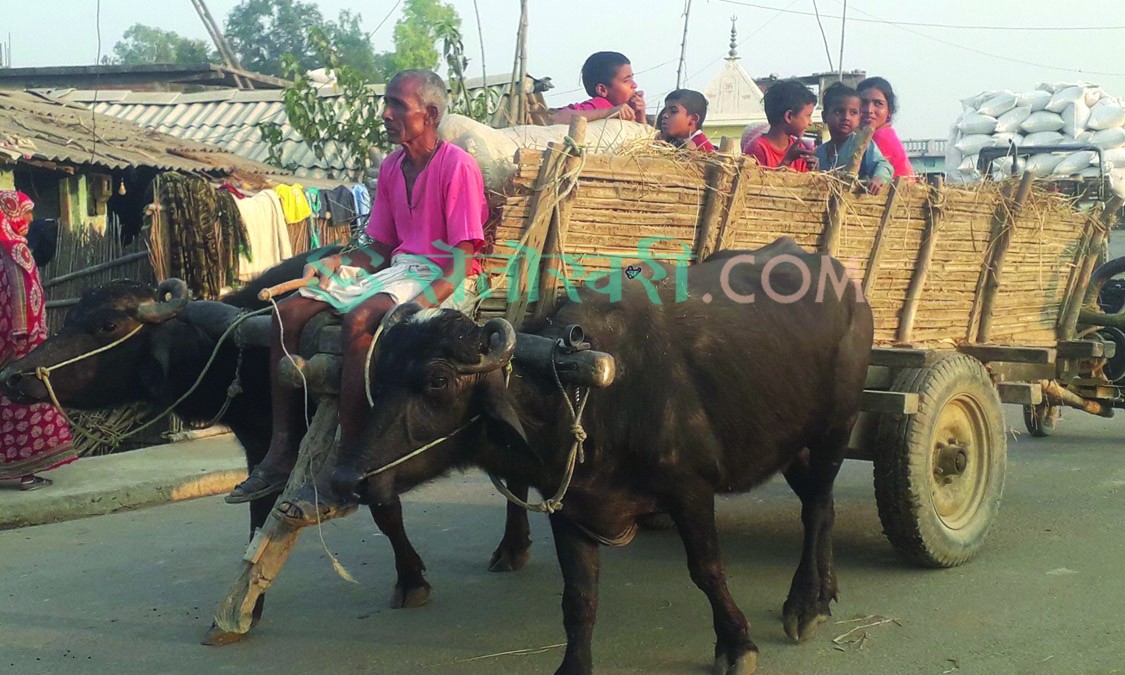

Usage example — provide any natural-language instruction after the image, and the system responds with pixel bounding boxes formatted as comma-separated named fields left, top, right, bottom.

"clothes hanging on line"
left=352, top=184, right=372, bottom=221
left=157, top=173, right=249, bottom=298
left=324, top=185, right=357, bottom=228
left=234, top=190, right=293, bottom=281
left=274, top=183, right=312, bottom=224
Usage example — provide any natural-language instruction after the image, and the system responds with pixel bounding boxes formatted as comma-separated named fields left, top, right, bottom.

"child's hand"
left=865, top=178, right=885, bottom=195
left=629, top=91, right=647, bottom=122
left=782, top=140, right=814, bottom=167
left=611, top=104, right=637, bottom=122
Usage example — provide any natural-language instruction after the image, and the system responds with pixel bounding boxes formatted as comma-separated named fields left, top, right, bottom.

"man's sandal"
left=224, top=468, right=289, bottom=504
left=274, top=484, right=358, bottom=527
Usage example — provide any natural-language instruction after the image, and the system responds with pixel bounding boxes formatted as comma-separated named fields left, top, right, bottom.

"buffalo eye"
left=428, top=374, right=449, bottom=391
left=99, top=321, right=117, bottom=334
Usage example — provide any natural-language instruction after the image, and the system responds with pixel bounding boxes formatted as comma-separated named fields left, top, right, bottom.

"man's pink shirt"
left=366, top=142, right=487, bottom=275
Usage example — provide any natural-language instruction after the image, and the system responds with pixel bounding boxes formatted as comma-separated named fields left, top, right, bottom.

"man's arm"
left=411, top=241, right=478, bottom=307
left=305, top=239, right=394, bottom=290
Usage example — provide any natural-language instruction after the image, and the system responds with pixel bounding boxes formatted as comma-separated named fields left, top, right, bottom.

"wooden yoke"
left=505, top=117, right=586, bottom=327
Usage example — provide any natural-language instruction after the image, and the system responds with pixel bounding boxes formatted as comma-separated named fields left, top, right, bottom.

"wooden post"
left=1056, top=216, right=1096, bottom=340
left=694, top=137, right=738, bottom=262
left=712, top=156, right=754, bottom=253
left=861, top=176, right=903, bottom=297
left=504, top=146, right=567, bottom=327
left=971, top=171, right=1034, bottom=344
left=205, top=397, right=344, bottom=644
left=844, top=125, right=875, bottom=176
left=896, top=175, right=944, bottom=345
left=1060, top=195, right=1124, bottom=339
left=535, top=117, right=586, bottom=319
left=821, top=189, right=845, bottom=257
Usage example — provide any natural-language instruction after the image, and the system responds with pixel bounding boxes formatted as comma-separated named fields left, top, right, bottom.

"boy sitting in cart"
left=658, top=89, right=716, bottom=152
left=815, top=82, right=893, bottom=195
left=550, top=51, right=648, bottom=125
left=744, top=79, right=817, bottom=171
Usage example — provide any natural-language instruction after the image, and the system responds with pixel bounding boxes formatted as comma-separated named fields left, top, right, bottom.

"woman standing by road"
left=858, top=77, right=915, bottom=181
left=0, top=190, right=75, bottom=490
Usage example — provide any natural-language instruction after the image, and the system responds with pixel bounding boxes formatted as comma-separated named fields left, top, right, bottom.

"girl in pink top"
left=857, top=77, right=915, bottom=180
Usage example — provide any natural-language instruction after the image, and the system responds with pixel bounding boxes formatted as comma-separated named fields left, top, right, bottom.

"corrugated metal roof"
left=46, top=73, right=543, bottom=180
left=48, top=88, right=355, bottom=180
left=0, top=89, right=290, bottom=178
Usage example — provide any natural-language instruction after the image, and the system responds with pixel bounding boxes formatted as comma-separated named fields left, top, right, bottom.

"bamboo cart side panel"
left=905, top=188, right=995, bottom=347
left=841, top=186, right=930, bottom=346
left=477, top=148, right=1099, bottom=350
left=986, top=192, right=1090, bottom=346
left=479, top=149, right=714, bottom=320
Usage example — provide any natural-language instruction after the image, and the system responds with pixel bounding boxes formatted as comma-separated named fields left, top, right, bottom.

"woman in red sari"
left=0, top=190, right=75, bottom=490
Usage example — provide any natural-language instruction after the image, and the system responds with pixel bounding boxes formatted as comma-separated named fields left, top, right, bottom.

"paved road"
left=3, top=406, right=1123, bottom=675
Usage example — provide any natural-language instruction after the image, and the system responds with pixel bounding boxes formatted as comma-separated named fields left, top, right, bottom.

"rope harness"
left=33, top=306, right=270, bottom=449
left=357, top=344, right=590, bottom=515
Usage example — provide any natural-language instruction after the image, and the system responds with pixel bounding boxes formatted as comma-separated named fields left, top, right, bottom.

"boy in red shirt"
left=551, top=51, right=647, bottom=125
left=744, top=80, right=817, bottom=171
left=659, top=89, right=716, bottom=152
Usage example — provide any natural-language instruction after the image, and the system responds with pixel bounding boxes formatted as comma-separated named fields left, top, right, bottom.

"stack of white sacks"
left=946, top=82, right=1125, bottom=196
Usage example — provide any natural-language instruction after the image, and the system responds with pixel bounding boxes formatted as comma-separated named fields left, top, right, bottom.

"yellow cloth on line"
left=274, top=183, right=312, bottom=223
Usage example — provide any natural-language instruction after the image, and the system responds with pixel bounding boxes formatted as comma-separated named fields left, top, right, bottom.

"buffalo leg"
left=368, top=496, right=432, bottom=609
left=781, top=432, right=848, bottom=643
left=489, top=480, right=532, bottom=572
left=549, top=513, right=600, bottom=675
left=668, top=491, right=757, bottom=675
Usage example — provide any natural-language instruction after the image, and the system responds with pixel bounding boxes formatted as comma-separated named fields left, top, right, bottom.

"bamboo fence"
left=479, top=128, right=1109, bottom=349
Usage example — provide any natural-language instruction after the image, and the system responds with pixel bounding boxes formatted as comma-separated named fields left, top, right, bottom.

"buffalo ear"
left=480, top=374, right=537, bottom=460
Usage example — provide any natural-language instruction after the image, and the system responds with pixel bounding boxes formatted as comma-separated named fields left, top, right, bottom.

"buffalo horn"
left=457, top=318, right=517, bottom=374
left=136, top=278, right=190, bottom=323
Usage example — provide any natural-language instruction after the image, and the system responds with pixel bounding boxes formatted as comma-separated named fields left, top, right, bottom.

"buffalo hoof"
left=202, top=623, right=248, bottom=646
left=488, top=544, right=531, bottom=572
left=782, top=599, right=830, bottom=643
left=713, top=649, right=758, bottom=675
left=390, top=581, right=431, bottom=609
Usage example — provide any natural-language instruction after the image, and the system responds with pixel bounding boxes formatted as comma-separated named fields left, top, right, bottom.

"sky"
left=7, top=0, right=1125, bottom=139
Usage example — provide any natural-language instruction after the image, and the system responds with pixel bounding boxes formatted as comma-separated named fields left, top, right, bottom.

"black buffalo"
left=0, top=246, right=533, bottom=615
left=329, top=238, right=874, bottom=674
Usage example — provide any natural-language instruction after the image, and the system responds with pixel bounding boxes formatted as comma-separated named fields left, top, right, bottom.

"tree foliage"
left=384, top=0, right=461, bottom=75
left=225, top=0, right=326, bottom=77
left=110, top=24, right=215, bottom=65
left=258, top=28, right=385, bottom=180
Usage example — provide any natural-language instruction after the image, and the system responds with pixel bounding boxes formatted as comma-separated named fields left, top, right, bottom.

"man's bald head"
left=388, top=70, right=447, bottom=125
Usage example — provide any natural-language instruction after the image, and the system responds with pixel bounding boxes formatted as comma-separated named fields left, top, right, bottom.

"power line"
left=717, top=0, right=1125, bottom=31
left=827, top=0, right=1125, bottom=78
left=685, top=0, right=802, bottom=82
left=366, top=0, right=402, bottom=40
left=811, top=0, right=835, bottom=72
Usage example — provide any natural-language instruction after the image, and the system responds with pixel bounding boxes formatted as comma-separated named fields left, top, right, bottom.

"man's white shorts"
left=297, top=254, right=480, bottom=314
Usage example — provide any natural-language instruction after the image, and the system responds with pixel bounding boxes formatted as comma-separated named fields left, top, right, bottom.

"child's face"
left=660, top=101, right=697, bottom=139
left=595, top=64, right=638, bottom=106
left=825, top=96, right=861, bottom=139
left=784, top=103, right=815, bottom=137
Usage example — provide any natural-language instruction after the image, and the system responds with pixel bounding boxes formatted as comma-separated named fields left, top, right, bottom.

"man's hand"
left=865, top=177, right=886, bottom=195
left=305, top=253, right=344, bottom=291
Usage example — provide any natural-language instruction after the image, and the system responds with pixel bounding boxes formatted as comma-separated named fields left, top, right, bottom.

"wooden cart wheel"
left=1023, top=401, right=1059, bottom=437
left=873, top=353, right=1007, bottom=568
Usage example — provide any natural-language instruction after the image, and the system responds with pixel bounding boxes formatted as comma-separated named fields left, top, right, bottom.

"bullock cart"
left=471, top=120, right=1121, bottom=568
left=204, top=119, right=1123, bottom=642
